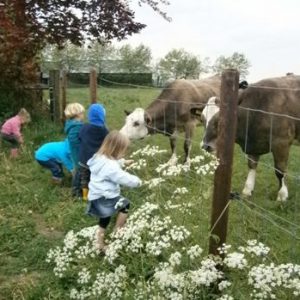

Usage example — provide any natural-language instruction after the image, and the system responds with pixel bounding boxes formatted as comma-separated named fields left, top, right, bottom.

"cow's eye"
left=133, top=121, right=140, bottom=127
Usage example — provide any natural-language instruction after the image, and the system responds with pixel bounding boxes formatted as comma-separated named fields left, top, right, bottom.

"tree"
left=0, top=0, right=170, bottom=86
left=86, top=42, right=118, bottom=73
left=40, top=43, right=86, bottom=73
left=0, top=0, right=170, bottom=115
left=212, top=52, right=251, bottom=79
left=118, top=44, right=152, bottom=73
left=158, top=49, right=207, bottom=81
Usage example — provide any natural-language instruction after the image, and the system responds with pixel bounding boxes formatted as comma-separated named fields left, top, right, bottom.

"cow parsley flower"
left=218, top=280, right=232, bottom=291
left=126, top=158, right=147, bottom=170
left=169, top=251, right=182, bottom=266
left=77, top=268, right=91, bottom=284
left=143, top=177, right=165, bottom=188
left=172, top=187, right=188, bottom=198
left=187, top=245, right=203, bottom=260
left=224, top=252, right=248, bottom=269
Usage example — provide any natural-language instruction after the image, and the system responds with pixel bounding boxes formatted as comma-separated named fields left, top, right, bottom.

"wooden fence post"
left=49, top=70, right=62, bottom=123
left=90, top=68, right=97, bottom=103
left=209, top=69, right=240, bottom=256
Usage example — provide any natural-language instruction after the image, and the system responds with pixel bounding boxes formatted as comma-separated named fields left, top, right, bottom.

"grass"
left=0, top=86, right=300, bottom=299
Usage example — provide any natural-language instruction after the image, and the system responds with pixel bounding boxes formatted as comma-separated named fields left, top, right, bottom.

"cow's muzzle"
left=202, top=143, right=214, bottom=153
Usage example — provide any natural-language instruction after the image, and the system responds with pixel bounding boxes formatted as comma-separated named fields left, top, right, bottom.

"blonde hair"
left=18, top=108, right=31, bottom=123
left=64, top=103, right=85, bottom=119
left=98, top=130, right=130, bottom=160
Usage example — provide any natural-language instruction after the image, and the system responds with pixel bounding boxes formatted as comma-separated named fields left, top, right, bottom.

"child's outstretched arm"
left=111, top=167, right=141, bottom=188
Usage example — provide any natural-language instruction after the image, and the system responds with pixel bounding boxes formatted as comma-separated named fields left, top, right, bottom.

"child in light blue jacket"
left=35, top=139, right=74, bottom=184
left=86, top=130, right=141, bottom=252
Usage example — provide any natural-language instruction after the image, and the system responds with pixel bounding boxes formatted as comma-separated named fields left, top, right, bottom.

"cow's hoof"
left=167, top=157, right=178, bottom=166
left=242, top=187, right=252, bottom=197
left=277, top=186, right=288, bottom=202
left=184, top=159, right=191, bottom=168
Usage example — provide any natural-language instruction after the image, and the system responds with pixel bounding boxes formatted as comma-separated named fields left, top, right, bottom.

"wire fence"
left=45, top=73, right=300, bottom=262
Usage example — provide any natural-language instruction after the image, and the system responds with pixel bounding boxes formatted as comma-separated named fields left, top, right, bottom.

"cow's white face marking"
left=201, top=97, right=220, bottom=128
left=120, top=108, right=148, bottom=139
left=200, top=97, right=220, bottom=150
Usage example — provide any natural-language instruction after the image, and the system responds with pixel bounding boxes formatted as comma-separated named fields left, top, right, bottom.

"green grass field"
left=0, top=86, right=300, bottom=299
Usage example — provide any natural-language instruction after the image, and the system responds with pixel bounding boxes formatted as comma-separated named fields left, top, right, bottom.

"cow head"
left=201, top=97, right=220, bottom=128
left=190, top=96, right=220, bottom=128
left=120, top=108, right=151, bottom=139
left=201, top=112, right=220, bottom=153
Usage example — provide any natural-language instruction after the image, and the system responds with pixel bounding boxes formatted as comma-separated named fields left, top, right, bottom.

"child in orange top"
left=0, top=108, right=31, bottom=158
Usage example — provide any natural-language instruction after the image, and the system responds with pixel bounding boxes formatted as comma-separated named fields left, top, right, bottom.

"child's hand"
left=124, top=159, right=134, bottom=166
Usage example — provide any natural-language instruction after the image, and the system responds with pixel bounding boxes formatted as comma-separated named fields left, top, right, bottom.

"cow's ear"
left=239, top=80, right=248, bottom=89
left=124, top=110, right=131, bottom=116
left=144, top=112, right=152, bottom=124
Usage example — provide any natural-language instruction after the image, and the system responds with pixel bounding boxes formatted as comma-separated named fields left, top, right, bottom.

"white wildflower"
left=169, top=252, right=182, bottom=267
left=187, top=245, right=203, bottom=260
left=224, top=252, right=248, bottom=269
left=143, top=177, right=165, bottom=188
left=218, top=280, right=232, bottom=291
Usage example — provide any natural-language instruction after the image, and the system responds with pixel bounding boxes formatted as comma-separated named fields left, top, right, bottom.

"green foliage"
left=1, top=87, right=300, bottom=299
left=118, top=44, right=152, bottom=73
left=212, top=52, right=251, bottom=79
left=40, top=43, right=86, bottom=73
left=0, top=88, right=44, bottom=122
left=158, top=48, right=208, bottom=81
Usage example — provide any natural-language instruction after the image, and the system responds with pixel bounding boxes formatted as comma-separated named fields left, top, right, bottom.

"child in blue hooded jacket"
left=64, top=103, right=85, bottom=196
left=35, top=139, right=74, bottom=184
left=78, top=103, right=109, bottom=199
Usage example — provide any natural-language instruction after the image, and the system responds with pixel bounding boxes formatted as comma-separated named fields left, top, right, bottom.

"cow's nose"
left=202, top=144, right=212, bottom=152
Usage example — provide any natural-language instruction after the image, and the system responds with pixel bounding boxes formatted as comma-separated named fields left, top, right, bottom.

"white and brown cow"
left=200, top=75, right=300, bottom=201
left=120, top=75, right=221, bottom=165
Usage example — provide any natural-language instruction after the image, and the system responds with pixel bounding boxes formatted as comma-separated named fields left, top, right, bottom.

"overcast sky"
left=117, top=0, right=300, bottom=82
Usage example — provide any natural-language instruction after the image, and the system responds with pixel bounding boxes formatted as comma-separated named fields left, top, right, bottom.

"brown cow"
left=201, top=75, right=300, bottom=201
left=120, top=75, right=221, bottom=165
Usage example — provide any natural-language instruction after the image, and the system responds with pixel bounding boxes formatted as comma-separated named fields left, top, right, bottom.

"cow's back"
left=237, top=76, right=300, bottom=155
left=147, top=75, right=221, bottom=124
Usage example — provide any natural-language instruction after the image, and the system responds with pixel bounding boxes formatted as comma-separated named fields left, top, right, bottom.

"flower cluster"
left=125, top=158, right=147, bottom=170
left=171, top=187, right=188, bottom=198
left=194, top=158, right=219, bottom=175
left=248, top=263, right=300, bottom=299
left=155, top=163, right=189, bottom=176
left=46, top=227, right=98, bottom=277
left=143, top=177, right=165, bottom=188
left=238, top=239, right=270, bottom=258
left=130, top=145, right=167, bottom=158
left=46, top=144, right=299, bottom=299
left=187, top=244, right=203, bottom=260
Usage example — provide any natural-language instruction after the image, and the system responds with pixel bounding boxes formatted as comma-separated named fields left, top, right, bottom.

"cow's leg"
left=272, top=145, right=289, bottom=202
left=167, top=130, right=178, bottom=165
left=183, top=122, right=196, bottom=166
left=242, top=155, right=259, bottom=196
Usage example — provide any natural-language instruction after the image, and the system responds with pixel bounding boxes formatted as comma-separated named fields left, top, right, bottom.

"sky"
left=117, top=0, right=300, bottom=82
